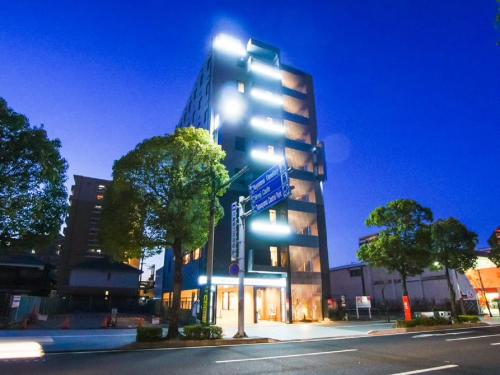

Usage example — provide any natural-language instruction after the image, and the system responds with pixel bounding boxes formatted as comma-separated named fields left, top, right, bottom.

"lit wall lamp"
left=249, top=59, right=282, bottom=80
left=250, top=117, right=285, bottom=134
left=213, top=34, right=247, bottom=57
left=250, top=220, right=291, bottom=235
left=250, top=149, right=284, bottom=164
left=250, top=88, right=283, bottom=106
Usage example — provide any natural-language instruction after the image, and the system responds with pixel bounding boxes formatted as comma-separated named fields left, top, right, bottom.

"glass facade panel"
left=288, top=211, right=318, bottom=236
left=291, top=284, right=322, bottom=321
left=289, top=246, right=321, bottom=272
left=283, top=95, right=309, bottom=118
left=289, top=178, right=316, bottom=203
left=285, top=120, right=312, bottom=144
left=285, top=148, right=314, bottom=172
left=282, top=70, right=308, bottom=94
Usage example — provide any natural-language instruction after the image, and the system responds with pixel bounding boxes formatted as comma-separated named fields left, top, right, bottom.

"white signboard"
left=355, top=296, right=371, bottom=309
left=355, top=296, right=372, bottom=319
left=11, top=295, right=21, bottom=308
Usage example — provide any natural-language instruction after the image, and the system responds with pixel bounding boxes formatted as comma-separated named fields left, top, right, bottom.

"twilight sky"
left=1, top=1, right=499, bottom=271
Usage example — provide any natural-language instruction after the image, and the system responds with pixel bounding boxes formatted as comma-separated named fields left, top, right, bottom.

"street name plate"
left=249, top=164, right=290, bottom=214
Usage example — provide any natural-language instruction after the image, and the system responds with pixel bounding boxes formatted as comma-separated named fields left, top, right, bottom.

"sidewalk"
left=220, top=320, right=396, bottom=341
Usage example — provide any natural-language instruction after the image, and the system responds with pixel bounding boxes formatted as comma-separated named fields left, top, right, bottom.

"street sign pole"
left=234, top=195, right=248, bottom=338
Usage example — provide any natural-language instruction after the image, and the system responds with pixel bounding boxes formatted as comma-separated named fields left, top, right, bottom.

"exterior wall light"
left=250, top=220, right=291, bottom=235
left=250, top=88, right=283, bottom=106
left=250, top=117, right=285, bottom=134
left=213, top=34, right=247, bottom=57
left=250, top=149, right=284, bottom=164
left=219, top=92, right=246, bottom=123
left=249, top=59, right=282, bottom=80
left=198, top=275, right=286, bottom=288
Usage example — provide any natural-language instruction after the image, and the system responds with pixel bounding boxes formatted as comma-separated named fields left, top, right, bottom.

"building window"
left=237, top=81, right=245, bottom=93
left=183, top=253, right=190, bottom=265
left=235, top=136, right=246, bottom=151
left=349, top=269, right=362, bottom=277
left=270, top=246, right=278, bottom=267
left=222, top=291, right=236, bottom=310
left=94, top=205, right=102, bottom=210
left=96, top=194, right=104, bottom=200
left=269, top=209, right=277, bottom=224
left=192, top=248, right=201, bottom=260
left=98, top=184, right=106, bottom=191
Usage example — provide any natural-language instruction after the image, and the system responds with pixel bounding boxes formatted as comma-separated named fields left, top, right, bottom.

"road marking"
left=446, top=333, right=500, bottom=342
left=389, top=364, right=458, bottom=374
left=215, top=348, right=358, bottom=363
left=412, top=331, right=472, bottom=339
left=491, top=342, right=500, bottom=346
left=42, top=326, right=500, bottom=356
left=0, top=337, right=54, bottom=343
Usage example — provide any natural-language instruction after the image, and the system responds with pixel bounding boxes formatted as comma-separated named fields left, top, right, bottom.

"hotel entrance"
left=215, top=284, right=286, bottom=326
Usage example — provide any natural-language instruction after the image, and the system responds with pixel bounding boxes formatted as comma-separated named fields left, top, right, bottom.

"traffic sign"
left=229, top=262, right=239, bottom=276
left=249, top=164, right=290, bottom=214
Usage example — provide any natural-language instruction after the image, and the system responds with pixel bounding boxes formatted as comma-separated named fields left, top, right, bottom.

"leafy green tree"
left=357, top=199, right=433, bottom=298
left=0, top=97, right=67, bottom=253
left=100, top=127, right=229, bottom=339
left=488, top=227, right=500, bottom=266
left=430, top=218, right=478, bottom=318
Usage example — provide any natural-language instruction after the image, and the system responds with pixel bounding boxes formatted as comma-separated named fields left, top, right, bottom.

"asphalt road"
left=1, top=325, right=499, bottom=374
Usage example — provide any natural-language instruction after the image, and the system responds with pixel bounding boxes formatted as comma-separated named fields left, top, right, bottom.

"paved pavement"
left=221, top=320, right=396, bottom=340
left=0, top=321, right=394, bottom=353
left=1, top=325, right=500, bottom=374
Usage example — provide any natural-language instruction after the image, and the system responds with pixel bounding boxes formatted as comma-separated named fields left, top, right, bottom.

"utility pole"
left=204, top=166, right=248, bottom=324
left=233, top=195, right=252, bottom=338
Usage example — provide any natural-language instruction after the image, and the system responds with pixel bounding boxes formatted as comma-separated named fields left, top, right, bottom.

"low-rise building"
left=65, top=257, right=141, bottom=311
left=330, top=262, right=476, bottom=312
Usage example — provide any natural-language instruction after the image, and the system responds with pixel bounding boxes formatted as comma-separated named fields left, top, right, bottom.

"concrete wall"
left=330, top=264, right=476, bottom=309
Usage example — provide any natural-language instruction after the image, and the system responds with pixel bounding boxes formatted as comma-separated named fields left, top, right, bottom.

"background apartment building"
left=58, top=175, right=141, bottom=310
left=162, top=34, right=330, bottom=324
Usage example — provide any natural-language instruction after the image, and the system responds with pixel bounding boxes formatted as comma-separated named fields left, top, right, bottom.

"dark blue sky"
left=1, top=1, right=499, bottom=269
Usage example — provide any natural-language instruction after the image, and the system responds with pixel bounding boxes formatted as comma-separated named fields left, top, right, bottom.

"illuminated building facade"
left=162, top=35, right=330, bottom=323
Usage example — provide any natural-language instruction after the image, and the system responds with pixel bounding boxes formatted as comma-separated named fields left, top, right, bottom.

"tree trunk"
left=401, top=273, right=409, bottom=297
left=167, top=237, right=183, bottom=339
left=445, top=266, right=457, bottom=319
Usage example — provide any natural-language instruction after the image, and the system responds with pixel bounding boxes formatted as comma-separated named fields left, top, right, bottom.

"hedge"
left=136, top=327, right=163, bottom=342
left=457, top=315, right=480, bottom=323
left=183, top=324, right=223, bottom=340
left=396, top=317, right=450, bottom=328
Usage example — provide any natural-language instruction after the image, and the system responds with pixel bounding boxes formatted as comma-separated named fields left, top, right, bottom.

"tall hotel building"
left=162, top=35, right=330, bottom=324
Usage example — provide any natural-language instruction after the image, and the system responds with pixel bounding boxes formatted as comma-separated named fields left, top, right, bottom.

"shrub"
left=458, top=315, right=480, bottom=323
left=183, top=324, right=223, bottom=340
left=136, top=326, right=163, bottom=342
left=396, top=317, right=450, bottom=328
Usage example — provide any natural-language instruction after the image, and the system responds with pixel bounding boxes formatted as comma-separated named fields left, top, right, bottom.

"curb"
left=126, top=337, right=276, bottom=350
left=369, top=322, right=488, bottom=336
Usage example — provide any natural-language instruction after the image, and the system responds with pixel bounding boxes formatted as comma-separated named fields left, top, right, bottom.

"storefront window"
left=291, top=284, right=322, bottom=321
left=289, top=246, right=321, bottom=272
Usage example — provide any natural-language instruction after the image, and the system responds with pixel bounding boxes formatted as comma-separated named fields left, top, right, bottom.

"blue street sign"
left=228, top=262, right=239, bottom=276
left=249, top=164, right=290, bottom=214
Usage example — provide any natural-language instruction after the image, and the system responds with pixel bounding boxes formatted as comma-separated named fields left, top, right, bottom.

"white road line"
left=490, top=342, right=500, bottom=346
left=215, top=348, right=358, bottom=363
left=412, top=331, right=472, bottom=339
left=446, top=333, right=500, bottom=342
left=0, top=337, right=54, bottom=343
left=389, top=364, right=458, bottom=374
